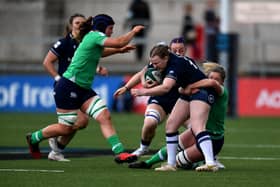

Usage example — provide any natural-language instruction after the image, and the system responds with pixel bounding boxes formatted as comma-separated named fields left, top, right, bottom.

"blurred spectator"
left=182, top=3, right=196, bottom=46
left=181, top=2, right=199, bottom=59
left=204, top=0, right=220, bottom=61
left=204, top=0, right=219, bottom=34
left=124, top=0, right=151, bottom=62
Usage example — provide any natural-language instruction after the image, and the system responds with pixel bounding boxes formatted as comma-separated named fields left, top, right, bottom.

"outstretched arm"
left=114, top=66, right=147, bottom=97
left=103, top=25, right=144, bottom=48
left=102, top=44, right=136, bottom=57
left=130, top=77, right=175, bottom=97
left=179, top=79, right=223, bottom=96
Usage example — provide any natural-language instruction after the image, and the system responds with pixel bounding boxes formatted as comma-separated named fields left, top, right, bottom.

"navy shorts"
left=54, top=77, right=97, bottom=109
left=148, top=95, right=178, bottom=114
left=180, top=88, right=216, bottom=106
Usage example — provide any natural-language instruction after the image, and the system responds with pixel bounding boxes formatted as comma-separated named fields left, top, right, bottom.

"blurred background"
left=1, top=0, right=280, bottom=117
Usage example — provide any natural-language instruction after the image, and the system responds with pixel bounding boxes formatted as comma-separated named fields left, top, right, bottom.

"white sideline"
left=0, top=168, right=64, bottom=173
left=225, top=144, right=280, bottom=148
left=219, top=156, right=280, bottom=161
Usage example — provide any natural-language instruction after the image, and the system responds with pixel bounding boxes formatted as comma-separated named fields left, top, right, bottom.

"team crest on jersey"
left=70, top=92, right=77, bottom=98
left=208, top=94, right=215, bottom=104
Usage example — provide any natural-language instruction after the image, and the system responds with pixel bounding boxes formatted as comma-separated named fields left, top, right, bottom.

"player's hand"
left=130, top=88, right=146, bottom=97
left=178, top=86, right=199, bottom=95
left=97, top=66, right=108, bottom=76
left=178, top=86, right=191, bottom=95
left=143, top=80, right=158, bottom=88
left=113, top=87, right=127, bottom=97
left=132, top=25, right=145, bottom=34
left=120, top=44, right=136, bottom=53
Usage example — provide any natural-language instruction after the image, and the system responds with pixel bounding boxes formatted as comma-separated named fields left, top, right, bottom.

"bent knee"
left=95, top=109, right=111, bottom=123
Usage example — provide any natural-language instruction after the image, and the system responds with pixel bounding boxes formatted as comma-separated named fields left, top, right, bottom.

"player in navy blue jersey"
left=114, top=37, right=187, bottom=157
left=130, top=45, right=218, bottom=171
left=43, top=13, right=108, bottom=161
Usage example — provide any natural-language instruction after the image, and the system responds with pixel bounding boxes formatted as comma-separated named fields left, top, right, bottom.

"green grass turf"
left=0, top=113, right=280, bottom=187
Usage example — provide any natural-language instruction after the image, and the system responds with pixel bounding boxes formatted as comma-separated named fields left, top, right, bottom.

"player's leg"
left=212, top=137, right=225, bottom=169
left=26, top=109, right=77, bottom=159
left=132, top=104, right=166, bottom=157
left=48, top=111, right=89, bottom=161
left=176, top=144, right=204, bottom=169
left=82, top=95, right=137, bottom=163
left=129, top=146, right=167, bottom=169
left=155, top=99, right=189, bottom=171
left=189, top=100, right=215, bottom=168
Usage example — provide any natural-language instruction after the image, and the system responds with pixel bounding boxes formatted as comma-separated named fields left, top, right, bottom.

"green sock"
left=31, top=130, right=43, bottom=144
left=145, top=146, right=167, bottom=166
left=107, top=135, right=124, bottom=155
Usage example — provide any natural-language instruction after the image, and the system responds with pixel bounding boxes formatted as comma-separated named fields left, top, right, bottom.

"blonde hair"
left=202, top=61, right=221, bottom=75
left=202, top=61, right=226, bottom=81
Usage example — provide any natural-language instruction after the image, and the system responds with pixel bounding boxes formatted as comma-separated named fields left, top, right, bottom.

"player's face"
left=170, top=43, right=186, bottom=56
left=209, top=72, right=223, bottom=85
left=105, top=25, right=114, bottom=37
left=150, top=55, right=168, bottom=71
left=71, top=17, right=86, bottom=34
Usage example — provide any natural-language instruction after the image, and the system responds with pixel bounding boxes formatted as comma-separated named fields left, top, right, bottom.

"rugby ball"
left=144, top=67, right=162, bottom=85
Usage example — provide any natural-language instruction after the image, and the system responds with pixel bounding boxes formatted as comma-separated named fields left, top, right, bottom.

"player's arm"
left=114, top=66, right=147, bottom=97
left=42, top=50, right=61, bottom=81
left=130, top=77, right=175, bottom=96
left=180, top=79, right=223, bottom=96
left=102, top=45, right=136, bottom=57
left=103, top=25, right=144, bottom=48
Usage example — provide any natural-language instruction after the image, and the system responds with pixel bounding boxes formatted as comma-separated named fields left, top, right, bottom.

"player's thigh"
left=75, top=110, right=89, bottom=129
left=189, top=100, right=210, bottom=133
left=166, top=98, right=189, bottom=132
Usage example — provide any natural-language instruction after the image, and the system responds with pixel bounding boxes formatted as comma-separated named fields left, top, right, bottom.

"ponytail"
left=77, top=16, right=93, bottom=41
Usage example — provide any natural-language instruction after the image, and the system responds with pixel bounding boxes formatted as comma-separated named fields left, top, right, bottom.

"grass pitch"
left=0, top=113, right=279, bottom=187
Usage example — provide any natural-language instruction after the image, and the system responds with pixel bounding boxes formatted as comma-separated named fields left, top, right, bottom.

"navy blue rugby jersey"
left=50, top=33, right=79, bottom=76
left=147, top=63, right=180, bottom=102
left=162, top=53, right=206, bottom=88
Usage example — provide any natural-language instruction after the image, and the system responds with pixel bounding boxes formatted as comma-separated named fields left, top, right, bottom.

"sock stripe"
left=197, top=135, right=211, bottom=144
left=167, top=140, right=178, bottom=144
left=35, top=132, right=40, bottom=141
left=112, top=143, right=122, bottom=152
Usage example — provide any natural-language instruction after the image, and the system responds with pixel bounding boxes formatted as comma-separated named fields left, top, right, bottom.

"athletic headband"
left=170, top=37, right=185, bottom=45
left=92, top=14, right=115, bottom=33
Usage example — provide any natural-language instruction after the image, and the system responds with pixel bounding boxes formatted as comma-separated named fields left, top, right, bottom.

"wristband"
left=54, top=75, right=61, bottom=81
left=124, top=86, right=130, bottom=91
left=96, top=66, right=101, bottom=73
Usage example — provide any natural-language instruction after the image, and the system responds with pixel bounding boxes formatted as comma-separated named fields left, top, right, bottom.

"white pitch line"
left=0, top=169, right=64, bottom=173
left=225, top=144, right=280, bottom=148
left=219, top=156, right=280, bottom=161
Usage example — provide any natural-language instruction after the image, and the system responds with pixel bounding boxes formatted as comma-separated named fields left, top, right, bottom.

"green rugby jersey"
left=206, top=87, right=228, bottom=140
left=63, top=31, right=107, bottom=89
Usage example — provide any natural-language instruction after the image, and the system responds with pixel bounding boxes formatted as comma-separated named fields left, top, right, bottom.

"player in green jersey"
left=26, top=14, right=144, bottom=163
